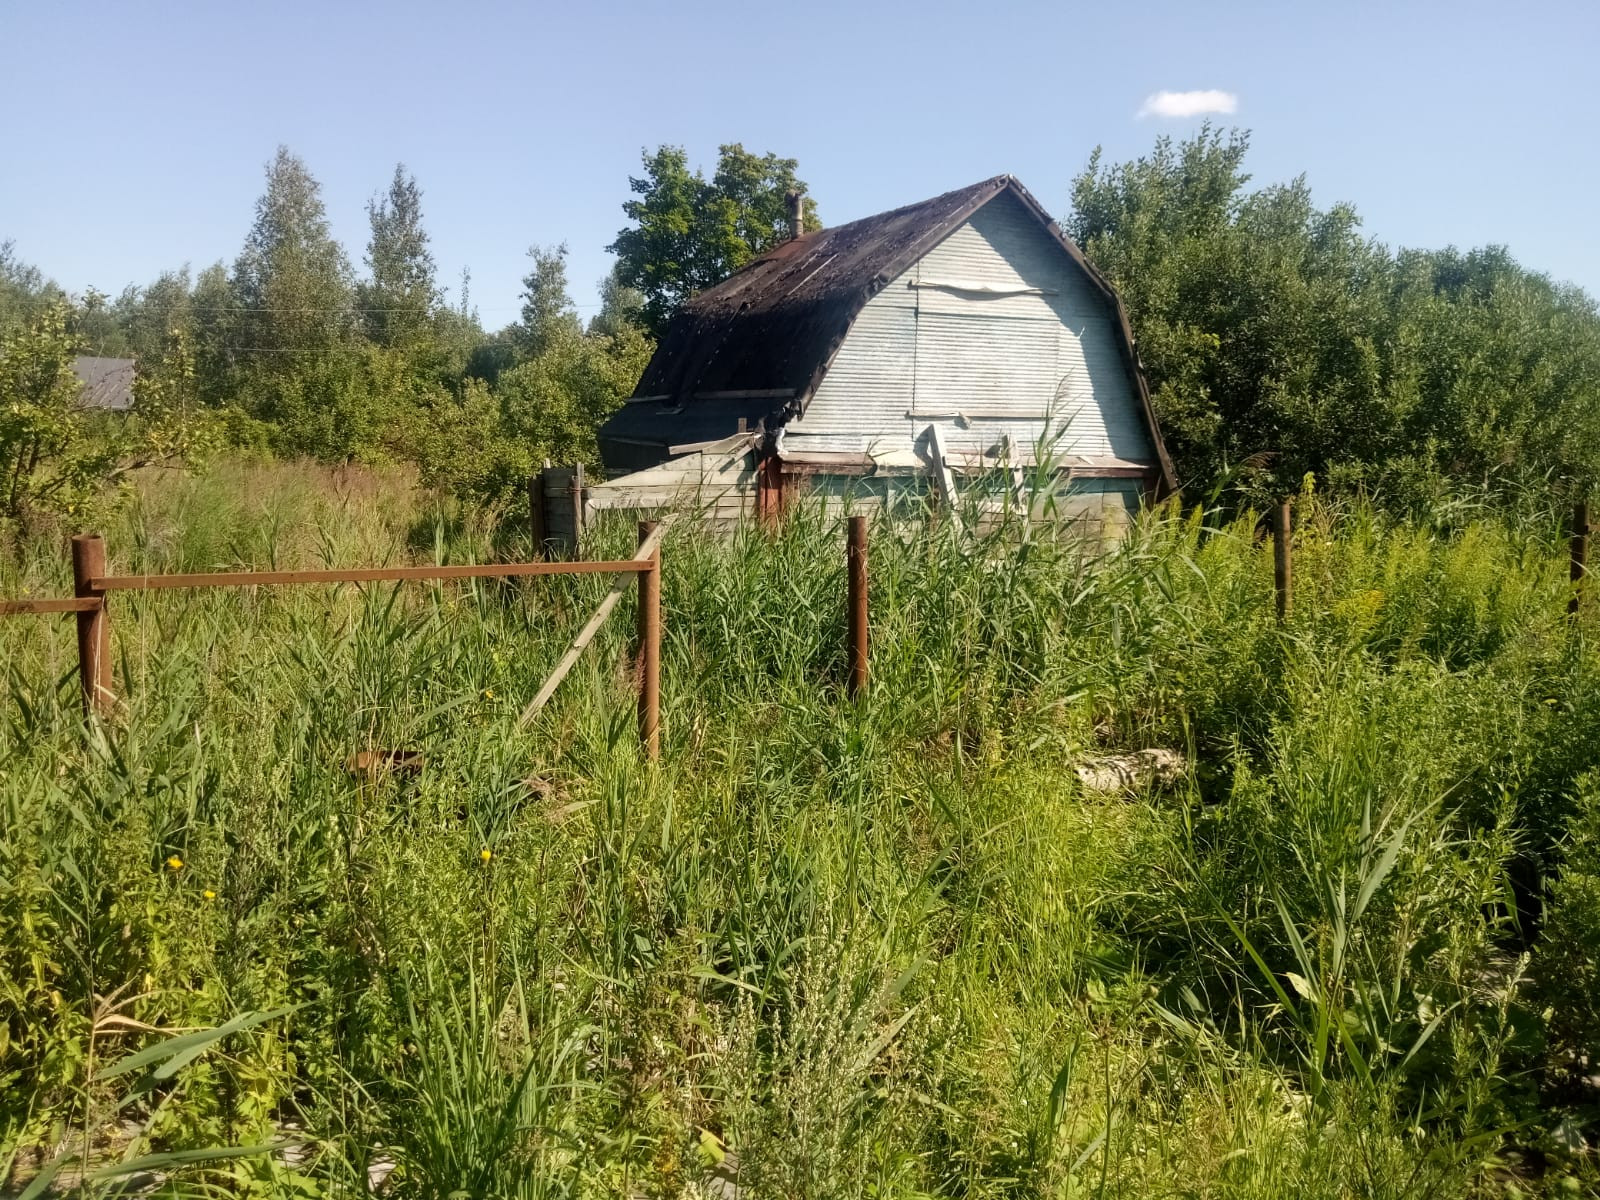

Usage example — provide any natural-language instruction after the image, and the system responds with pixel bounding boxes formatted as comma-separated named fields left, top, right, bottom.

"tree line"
left=5, top=127, right=1600, bottom=535
left=1070, top=126, right=1600, bottom=509
left=0, top=143, right=813, bottom=531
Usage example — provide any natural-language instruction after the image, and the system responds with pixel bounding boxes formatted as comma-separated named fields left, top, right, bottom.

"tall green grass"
left=2, top=461, right=1598, bottom=1197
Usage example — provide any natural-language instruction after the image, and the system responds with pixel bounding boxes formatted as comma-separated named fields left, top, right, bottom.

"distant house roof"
left=601, top=175, right=1174, bottom=491
left=72, top=356, right=136, bottom=411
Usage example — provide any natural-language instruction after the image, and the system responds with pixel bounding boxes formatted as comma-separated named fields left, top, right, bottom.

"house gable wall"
left=782, top=191, right=1153, bottom=467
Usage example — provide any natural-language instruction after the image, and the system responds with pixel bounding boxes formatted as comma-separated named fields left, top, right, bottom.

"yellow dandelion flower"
left=165, top=855, right=184, bottom=871
left=479, top=848, right=493, bottom=863
left=483, top=688, right=496, bottom=700
left=202, top=889, right=217, bottom=901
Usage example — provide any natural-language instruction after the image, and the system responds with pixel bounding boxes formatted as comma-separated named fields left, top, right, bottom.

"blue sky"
left=4, top=0, right=1597, bottom=324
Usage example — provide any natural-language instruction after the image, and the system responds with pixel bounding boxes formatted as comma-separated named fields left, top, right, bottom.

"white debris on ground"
left=275, top=1128, right=394, bottom=1192
left=367, top=1155, right=397, bottom=1191
left=1074, top=748, right=1187, bottom=794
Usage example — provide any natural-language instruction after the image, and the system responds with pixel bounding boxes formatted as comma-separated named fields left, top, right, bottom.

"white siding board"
left=910, top=310, right=1060, bottom=418
left=782, top=432, right=888, bottom=455
left=785, top=297, right=916, bottom=441
left=915, top=199, right=1103, bottom=314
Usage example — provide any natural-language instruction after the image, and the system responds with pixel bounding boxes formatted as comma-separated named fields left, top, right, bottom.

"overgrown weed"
left=3, top=462, right=1598, bottom=1197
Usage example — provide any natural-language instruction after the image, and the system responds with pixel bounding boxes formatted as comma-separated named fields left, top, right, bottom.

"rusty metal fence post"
left=1273, top=499, right=1293, bottom=625
left=70, top=534, right=112, bottom=715
left=637, top=521, right=661, bottom=760
left=1571, top=500, right=1589, bottom=622
left=846, top=515, right=868, bottom=696
left=15, top=532, right=666, bottom=742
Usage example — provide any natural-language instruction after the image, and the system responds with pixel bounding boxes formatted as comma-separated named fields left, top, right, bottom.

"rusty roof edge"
left=997, top=178, right=1179, bottom=498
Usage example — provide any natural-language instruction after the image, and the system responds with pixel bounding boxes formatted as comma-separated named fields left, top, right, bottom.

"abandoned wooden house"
left=71, top=356, right=136, bottom=412
left=554, top=175, right=1174, bottom=544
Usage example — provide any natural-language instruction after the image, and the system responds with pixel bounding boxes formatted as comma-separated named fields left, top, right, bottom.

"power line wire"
left=123, top=302, right=604, bottom=313
left=222, top=336, right=549, bottom=353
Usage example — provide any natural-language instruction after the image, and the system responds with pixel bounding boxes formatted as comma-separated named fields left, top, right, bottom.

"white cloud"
left=1137, top=89, right=1239, bottom=119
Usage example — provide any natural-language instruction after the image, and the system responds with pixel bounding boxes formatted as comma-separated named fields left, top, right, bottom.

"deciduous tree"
left=1069, top=125, right=1600, bottom=506
left=517, top=243, right=581, bottom=358
left=589, top=265, right=646, bottom=338
left=1, top=303, right=217, bottom=533
left=609, top=144, right=819, bottom=335
left=232, top=147, right=354, bottom=359
left=360, top=164, right=438, bottom=348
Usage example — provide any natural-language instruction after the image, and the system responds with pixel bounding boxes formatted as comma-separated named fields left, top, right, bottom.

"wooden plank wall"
left=538, top=465, right=585, bottom=555
left=586, top=450, right=756, bottom=527
left=533, top=455, right=1140, bottom=552
left=533, top=452, right=758, bottom=553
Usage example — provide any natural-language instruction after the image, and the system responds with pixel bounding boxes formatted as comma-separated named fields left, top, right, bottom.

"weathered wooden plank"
left=927, top=424, right=960, bottom=514
left=517, top=520, right=672, bottom=727
left=72, top=534, right=113, bottom=715
left=529, top=469, right=547, bottom=558
left=571, top=463, right=585, bottom=555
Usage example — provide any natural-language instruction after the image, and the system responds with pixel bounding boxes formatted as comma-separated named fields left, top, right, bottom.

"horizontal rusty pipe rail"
left=93, top=558, right=650, bottom=591
left=4, top=536, right=667, bottom=730
left=0, top=596, right=104, bottom=616
left=3, top=561, right=650, bottom=615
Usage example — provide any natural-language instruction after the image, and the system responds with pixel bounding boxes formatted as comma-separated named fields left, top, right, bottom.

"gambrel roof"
left=601, top=175, right=1175, bottom=492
